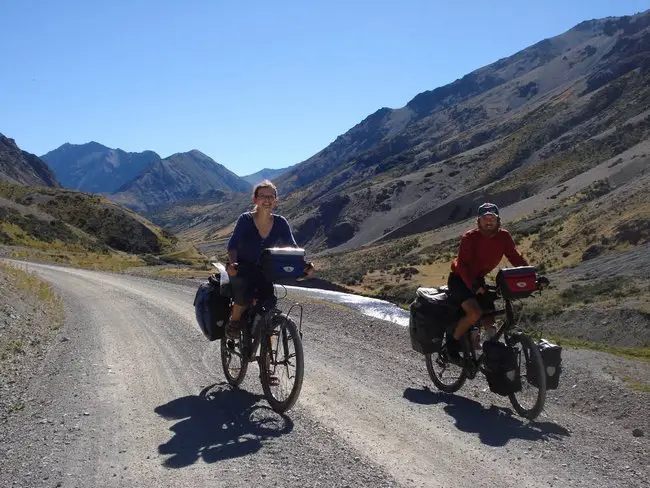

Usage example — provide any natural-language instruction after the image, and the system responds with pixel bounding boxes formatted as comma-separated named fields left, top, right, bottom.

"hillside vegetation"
left=0, top=181, right=205, bottom=271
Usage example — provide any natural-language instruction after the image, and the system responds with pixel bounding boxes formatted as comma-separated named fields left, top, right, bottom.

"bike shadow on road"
left=154, top=382, right=294, bottom=468
left=403, top=387, right=570, bottom=447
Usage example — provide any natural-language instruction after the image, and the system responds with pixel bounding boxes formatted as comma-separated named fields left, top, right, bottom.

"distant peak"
left=58, top=141, right=110, bottom=152
left=188, top=149, right=209, bottom=158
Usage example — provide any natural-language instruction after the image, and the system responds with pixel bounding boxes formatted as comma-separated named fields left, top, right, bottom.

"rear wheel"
left=221, top=330, right=248, bottom=387
left=260, top=314, right=304, bottom=413
left=425, top=332, right=468, bottom=393
left=508, top=332, right=546, bottom=419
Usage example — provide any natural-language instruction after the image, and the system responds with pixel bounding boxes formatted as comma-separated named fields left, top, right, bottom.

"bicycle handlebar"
left=481, top=274, right=551, bottom=296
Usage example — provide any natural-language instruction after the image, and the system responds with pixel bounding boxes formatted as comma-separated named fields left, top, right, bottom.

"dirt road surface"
left=0, top=263, right=647, bottom=487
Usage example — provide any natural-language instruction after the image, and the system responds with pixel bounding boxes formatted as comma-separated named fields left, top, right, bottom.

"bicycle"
left=425, top=272, right=550, bottom=420
left=218, top=266, right=306, bottom=414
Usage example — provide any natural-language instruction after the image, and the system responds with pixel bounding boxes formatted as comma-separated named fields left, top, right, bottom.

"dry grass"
left=157, top=245, right=207, bottom=266
left=9, top=247, right=145, bottom=272
left=0, top=262, right=65, bottom=329
left=148, top=266, right=213, bottom=279
left=543, top=335, right=650, bottom=363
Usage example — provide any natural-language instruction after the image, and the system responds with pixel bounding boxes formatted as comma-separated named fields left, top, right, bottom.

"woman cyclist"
left=225, top=180, right=314, bottom=338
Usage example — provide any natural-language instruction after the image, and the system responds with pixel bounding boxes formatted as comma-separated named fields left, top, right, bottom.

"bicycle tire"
left=425, top=333, right=468, bottom=393
left=508, top=332, right=546, bottom=419
left=260, top=314, right=304, bottom=413
left=221, top=335, right=248, bottom=387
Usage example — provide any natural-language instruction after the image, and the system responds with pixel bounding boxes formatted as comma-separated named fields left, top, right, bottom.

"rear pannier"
left=193, top=274, right=231, bottom=341
left=409, top=287, right=454, bottom=354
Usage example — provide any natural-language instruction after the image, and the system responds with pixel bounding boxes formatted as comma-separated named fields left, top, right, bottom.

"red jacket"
left=450, top=228, right=528, bottom=289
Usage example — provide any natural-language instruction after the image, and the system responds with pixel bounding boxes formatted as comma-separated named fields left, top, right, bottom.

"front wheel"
left=260, top=314, right=304, bottom=413
left=508, top=332, right=546, bottom=419
left=425, top=332, right=468, bottom=393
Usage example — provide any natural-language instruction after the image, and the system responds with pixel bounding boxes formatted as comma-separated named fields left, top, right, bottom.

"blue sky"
left=1, top=1, right=648, bottom=176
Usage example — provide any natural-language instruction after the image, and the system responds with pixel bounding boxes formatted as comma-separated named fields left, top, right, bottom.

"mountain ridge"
left=0, top=134, right=60, bottom=188
left=41, top=142, right=160, bottom=194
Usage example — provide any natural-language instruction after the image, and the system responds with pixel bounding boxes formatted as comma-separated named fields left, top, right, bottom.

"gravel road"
left=0, top=263, right=647, bottom=488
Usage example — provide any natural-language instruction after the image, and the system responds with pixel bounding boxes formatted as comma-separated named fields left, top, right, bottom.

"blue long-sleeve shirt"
left=227, top=212, right=298, bottom=265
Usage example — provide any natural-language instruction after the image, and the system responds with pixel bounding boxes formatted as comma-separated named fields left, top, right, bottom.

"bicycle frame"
left=460, top=288, right=521, bottom=377
left=236, top=284, right=304, bottom=364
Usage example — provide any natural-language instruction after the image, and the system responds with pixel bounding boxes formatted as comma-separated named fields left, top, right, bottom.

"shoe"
left=445, top=336, right=463, bottom=365
left=470, top=329, right=481, bottom=350
left=225, top=319, right=242, bottom=339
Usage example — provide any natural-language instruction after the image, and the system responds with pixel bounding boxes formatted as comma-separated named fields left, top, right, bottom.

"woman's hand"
left=227, top=262, right=238, bottom=277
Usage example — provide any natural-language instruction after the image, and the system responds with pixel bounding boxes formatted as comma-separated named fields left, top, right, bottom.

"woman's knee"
left=230, top=276, right=250, bottom=306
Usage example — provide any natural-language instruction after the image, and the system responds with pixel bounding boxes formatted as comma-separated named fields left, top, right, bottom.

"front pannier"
left=482, top=341, right=522, bottom=396
left=529, top=339, right=563, bottom=390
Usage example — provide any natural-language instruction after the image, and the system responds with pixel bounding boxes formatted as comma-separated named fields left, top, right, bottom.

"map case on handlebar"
left=261, top=247, right=306, bottom=281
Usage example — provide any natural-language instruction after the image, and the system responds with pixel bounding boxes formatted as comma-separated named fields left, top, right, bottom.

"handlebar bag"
left=496, top=266, right=537, bottom=299
left=261, top=247, right=306, bottom=281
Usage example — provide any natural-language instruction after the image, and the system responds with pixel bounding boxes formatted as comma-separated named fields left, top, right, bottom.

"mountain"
left=241, top=166, right=292, bottom=185
left=0, top=134, right=60, bottom=188
left=258, top=9, right=650, bottom=251
left=110, top=150, right=252, bottom=213
left=158, top=11, right=650, bottom=252
left=0, top=136, right=192, bottom=268
left=40, top=142, right=160, bottom=193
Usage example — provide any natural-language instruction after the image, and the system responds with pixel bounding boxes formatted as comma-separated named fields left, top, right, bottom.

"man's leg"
left=453, top=298, right=482, bottom=341
left=230, top=303, right=244, bottom=321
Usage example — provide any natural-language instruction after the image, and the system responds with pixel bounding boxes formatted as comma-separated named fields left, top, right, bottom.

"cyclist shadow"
left=154, top=382, right=293, bottom=468
left=403, top=387, right=570, bottom=447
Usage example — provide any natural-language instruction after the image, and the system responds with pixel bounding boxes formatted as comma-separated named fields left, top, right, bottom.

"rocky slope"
left=0, top=134, right=60, bottom=188
left=110, top=150, right=251, bottom=213
left=164, top=10, right=650, bottom=253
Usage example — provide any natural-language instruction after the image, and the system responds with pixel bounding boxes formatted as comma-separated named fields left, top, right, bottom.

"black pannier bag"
left=409, top=287, right=453, bottom=354
left=482, top=341, right=522, bottom=396
left=261, top=247, right=306, bottom=282
left=529, top=339, right=562, bottom=390
left=193, top=274, right=231, bottom=341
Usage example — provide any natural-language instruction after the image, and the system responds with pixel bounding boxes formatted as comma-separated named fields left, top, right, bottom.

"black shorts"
left=447, top=273, right=495, bottom=311
left=229, top=263, right=274, bottom=307
left=447, top=272, right=476, bottom=305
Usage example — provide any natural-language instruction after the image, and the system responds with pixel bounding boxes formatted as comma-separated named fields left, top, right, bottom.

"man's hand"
left=227, top=262, right=238, bottom=277
left=473, top=277, right=486, bottom=294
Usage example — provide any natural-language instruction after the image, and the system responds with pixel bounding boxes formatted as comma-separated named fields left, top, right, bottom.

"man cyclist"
left=446, top=202, right=528, bottom=358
